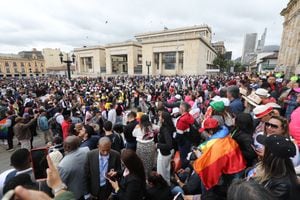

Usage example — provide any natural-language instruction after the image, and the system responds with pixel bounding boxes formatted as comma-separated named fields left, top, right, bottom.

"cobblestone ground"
left=0, top=133, right=45, bottom=173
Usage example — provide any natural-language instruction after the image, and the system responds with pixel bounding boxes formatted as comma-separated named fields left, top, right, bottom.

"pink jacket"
left=289, top=107, right=300, bottom=148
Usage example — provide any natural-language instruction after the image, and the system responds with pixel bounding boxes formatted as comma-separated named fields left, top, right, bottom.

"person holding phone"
left=85, top=137, right=121, bottom=200
left=106, top=149, right=146, bottom=200
left=2, top=154, right=75, bottom=200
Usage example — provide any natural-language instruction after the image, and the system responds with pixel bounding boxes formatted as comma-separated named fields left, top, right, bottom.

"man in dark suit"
left=85, top=137, right=121, bottom=200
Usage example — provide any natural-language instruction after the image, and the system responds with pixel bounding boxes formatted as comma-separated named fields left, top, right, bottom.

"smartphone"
left=30, top=147, right=48, bottom=181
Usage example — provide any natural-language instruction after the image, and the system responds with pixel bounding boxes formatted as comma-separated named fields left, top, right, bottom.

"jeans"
left=171, top=186, right=184, bottom=196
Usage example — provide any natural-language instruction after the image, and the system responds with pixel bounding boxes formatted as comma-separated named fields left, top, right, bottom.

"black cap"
left=257, top=135, right=296, bottom=158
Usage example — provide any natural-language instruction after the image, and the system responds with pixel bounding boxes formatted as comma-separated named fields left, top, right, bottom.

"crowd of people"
left=0, top=73, right=300, bottom=200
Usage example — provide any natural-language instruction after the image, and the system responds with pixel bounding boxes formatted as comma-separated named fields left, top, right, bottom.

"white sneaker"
left=4, top=140, right=8, bottom=145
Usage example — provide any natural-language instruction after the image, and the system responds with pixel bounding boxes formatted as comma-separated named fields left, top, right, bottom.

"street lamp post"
left=146, top=61, right=151, bottom=81
left=59, top=52, right=76, bottom=80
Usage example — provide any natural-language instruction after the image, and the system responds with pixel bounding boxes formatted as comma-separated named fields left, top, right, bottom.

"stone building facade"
left=105, top=41, right=142, bottom=75
left=0, top=49, right=45, bottom=78
left=73, top=25, right=218, bottom=76
left=135, top=25, right=217, bottom=76
left=73, top=46, right=106, bottom=77
left=277, top=0, right=300, bottom=75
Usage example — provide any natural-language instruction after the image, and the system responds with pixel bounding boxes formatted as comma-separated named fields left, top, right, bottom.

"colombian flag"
left=193, top=127, right=246, bottom=190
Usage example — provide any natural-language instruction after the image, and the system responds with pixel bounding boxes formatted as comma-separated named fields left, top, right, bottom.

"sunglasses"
left=265, top=122, right=279, bottom=129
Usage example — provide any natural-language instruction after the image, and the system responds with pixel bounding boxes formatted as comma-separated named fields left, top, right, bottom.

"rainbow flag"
left=193, top=128, right=246, bottom=190
left=0, top=118, right=8, bottom=139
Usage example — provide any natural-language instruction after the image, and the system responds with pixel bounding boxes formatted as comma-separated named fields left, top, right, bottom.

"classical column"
left=159, top=53, right=163, bottom=74
left=176, top=51, right=179, bottom=75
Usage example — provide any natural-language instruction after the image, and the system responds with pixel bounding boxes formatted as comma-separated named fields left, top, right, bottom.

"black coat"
left=157, top=126, right=173, bottom=156
left=117, top=174, right=146, bottom=200
left=84, top=149, right=121, bottom=197
left=263, top=176, right=300, bottom=200
left=147, top=185, right=172, bottom=200
left=124, top=120, right=138, bottom=143
left=232, top=130, right=257, bottom=167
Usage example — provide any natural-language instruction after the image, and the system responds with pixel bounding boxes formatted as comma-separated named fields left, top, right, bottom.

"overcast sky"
left=0, top=0, right=289, bottom=59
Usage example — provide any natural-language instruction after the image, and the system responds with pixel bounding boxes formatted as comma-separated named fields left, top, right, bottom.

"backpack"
left=38, top=116, right=49, bottom=131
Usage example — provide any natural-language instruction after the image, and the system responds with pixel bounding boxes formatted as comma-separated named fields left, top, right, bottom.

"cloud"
left=0, top=0, right=289, bottom=59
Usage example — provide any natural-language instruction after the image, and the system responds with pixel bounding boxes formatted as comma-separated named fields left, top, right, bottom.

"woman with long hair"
left=232, top=113, right=257, bottom=167
left=156, top=111, right=175, bottom=185
left=254, top=134, right=299, bottom=199
left=107, top=149, right=146, bottom=200
left=132, top=114, right=159, bottom=176
left=263, top=115, right=300, bottom=166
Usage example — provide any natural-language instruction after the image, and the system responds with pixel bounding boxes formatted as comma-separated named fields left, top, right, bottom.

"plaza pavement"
left=0, top=134, right=45, bottom=173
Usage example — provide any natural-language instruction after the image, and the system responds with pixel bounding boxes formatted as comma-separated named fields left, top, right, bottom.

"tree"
left=213, top=53, right=229, bottom=72
left=233, top=62, right=246, bottom=72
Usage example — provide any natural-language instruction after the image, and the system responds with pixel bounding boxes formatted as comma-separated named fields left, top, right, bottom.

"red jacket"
left=62, top=120, right=72, bottom=140
left=176, top=112, right=195, bottom=134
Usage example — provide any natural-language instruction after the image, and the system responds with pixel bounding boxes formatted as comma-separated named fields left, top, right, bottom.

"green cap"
left=210, top=101, right=225, bottom=112
left=290, top=76, right=298, bottom=82
left=275, top=73, right=282, bottom=78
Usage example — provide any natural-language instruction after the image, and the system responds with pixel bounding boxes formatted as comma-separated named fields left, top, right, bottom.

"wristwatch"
left=52, top=183, right=67, bottom=195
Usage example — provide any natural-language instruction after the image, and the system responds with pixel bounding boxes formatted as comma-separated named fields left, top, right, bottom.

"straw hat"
left=253, top=105, right=273, bottom=119
left=242, top=93, right=262, bottom=107
left=255, top=88, right=270, bottom=98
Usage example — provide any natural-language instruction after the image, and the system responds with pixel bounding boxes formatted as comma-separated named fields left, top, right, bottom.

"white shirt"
left=108, top=109, right=117, bottom=125
left=54, top=113, right=64, bottom=125
left=0, top=169, right=15, bottom=198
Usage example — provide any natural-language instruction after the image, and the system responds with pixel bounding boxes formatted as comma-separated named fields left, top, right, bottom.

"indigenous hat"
left=242, top=93, right=262, bottom=107
left=199, top=118, right=219, bottom=132
left=253, top=105, right=273, bottom=119
left=49, top=150, right=63, bottom=167
left=239, top=88, right=248, bottom=96
left=171, top=107, right=180, bottom=115
left=210, top=101, right=225, bottom=112
left=257, top=135, right=296, bottom=158
left=293, top=88, right=300, bottom=93
left=175, top=94, right=181, bottom=100
left=255, top=88, right=270, bottom=97
left=265, top=102, right=281, bottom=109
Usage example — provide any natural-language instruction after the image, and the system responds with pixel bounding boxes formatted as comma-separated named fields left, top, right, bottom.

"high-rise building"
left=241, top=33, right=257, bottom=65
left=277, top=0, right=300, bottom=76
left=257, top=28, right=267, bottom=52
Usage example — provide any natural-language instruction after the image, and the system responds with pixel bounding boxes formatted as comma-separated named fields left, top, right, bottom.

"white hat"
left=253, top=105, right=273, bottom=119
left=239, top=88, right=247, bottom=96
left=212, top=96, right=221, bottom=102
left=242, top=93, right=262, bottom=107
left=255, top=88, right=270, bottom=97
left=265, top=102, right=281, bottom=109
left=221, top=98, right=230, bottom=107
left=175, top=94, right=181, bottom=100
left=49, top=150, right=63, bottom=167
left=171, top=107, right=180, bottom=115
